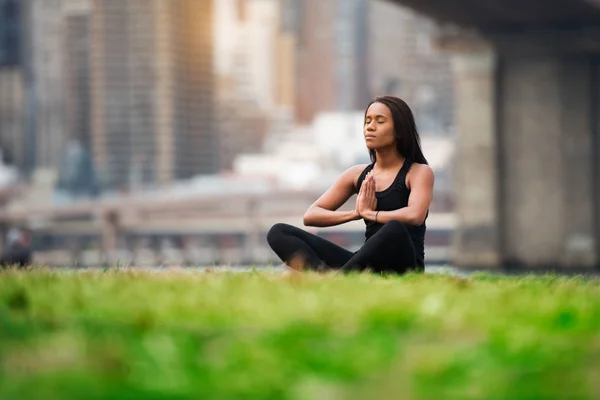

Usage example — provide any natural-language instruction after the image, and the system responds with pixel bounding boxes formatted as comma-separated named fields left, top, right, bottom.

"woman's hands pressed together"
left=356, top=172, right=377, bottom=220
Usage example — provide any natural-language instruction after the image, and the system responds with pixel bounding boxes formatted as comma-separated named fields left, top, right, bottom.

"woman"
left=267, top=96, right=434, bottom=274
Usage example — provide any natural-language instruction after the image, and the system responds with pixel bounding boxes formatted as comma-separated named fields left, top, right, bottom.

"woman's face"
left=364, top=102, right=395, bottom=150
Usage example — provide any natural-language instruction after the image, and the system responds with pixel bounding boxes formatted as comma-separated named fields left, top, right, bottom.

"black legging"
left=266, top=220, right=417, bottom=274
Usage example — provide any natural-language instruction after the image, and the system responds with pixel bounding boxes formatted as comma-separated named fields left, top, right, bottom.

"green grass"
left=1, top=268, right=600, bottom=399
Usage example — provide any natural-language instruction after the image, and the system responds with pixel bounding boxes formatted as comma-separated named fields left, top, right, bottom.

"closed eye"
left=365, top=118, right=387, bottom=124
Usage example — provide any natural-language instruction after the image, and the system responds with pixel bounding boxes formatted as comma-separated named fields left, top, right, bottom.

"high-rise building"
left=290, top=0, right=453, bottom=131
left=293, top=0, right=370, bottom=125
left=0, top=0, right=95, bottom=181
left=217, top=0, right=281, bottom=110
left=32, top=0, right=69, bottom=171
left=0, top=0, right=20, bottom=67
left=0, top=68, right=23, bottom=169
left=18, top=0, right=67, bottom=174
left=214, top=0, right=289, bottom=171
left=56, top=0, right=96, bottom=196
left=1, top=0, right=94, bottom=179
left=0, top=0, right=24, bottom=169
left=276, top=0, right=296, bottom=109
left=64, top=1, right=92, bottom=148
left=369, top=0, right=454, bottom=135
left=171, top=0, right=216, bottom=180
left=90, top=0, right=215, bottom=191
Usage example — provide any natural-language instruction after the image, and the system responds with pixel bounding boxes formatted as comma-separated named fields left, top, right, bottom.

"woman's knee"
left=266, top=223, right=294, bottom=246
left=381, top=220, right=409, bottom=235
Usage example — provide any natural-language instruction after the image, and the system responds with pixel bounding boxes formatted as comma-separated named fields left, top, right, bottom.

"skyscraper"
left=57, top=0, right=96, bottom=196
left=293, top=0, right=370, bottom=125
left=369, top=0, right=454, bottom=134
left=0, top=68, right=22, bottom=167
left=19, top=0, right=67, bottom=174
left=0, top=0, right=20, bottom=67
left=214, top=0, right=289, bottom=171
left=1, top=0, right=95, bottom=179
left=289, top=0, right=453, bottom=131
left=275, top=1, right=296, bottom=109
left=90, top=0, right=215, bottom=191
left=0, top=0, right=23, bottom=169
left=171, top=0, right=216, bottom=180
left=64, top=1, right=92, bottom=148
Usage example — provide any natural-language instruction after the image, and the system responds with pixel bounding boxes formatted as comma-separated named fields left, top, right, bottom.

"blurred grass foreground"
left=1, top=269, right=600, bottom=399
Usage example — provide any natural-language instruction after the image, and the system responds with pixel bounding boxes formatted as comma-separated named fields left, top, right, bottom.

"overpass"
left=391, top=0, right=600, bottom=270
left=0, top=189, right=454, bottom=267
left=391, top=0, right=600, bottom=31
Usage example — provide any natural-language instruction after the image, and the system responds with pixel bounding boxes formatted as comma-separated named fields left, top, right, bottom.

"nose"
left=366, top=120, right=376, bottom=131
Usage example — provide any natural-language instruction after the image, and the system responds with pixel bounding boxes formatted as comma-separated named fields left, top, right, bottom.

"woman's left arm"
left=362, top=165, right=434, bottom=226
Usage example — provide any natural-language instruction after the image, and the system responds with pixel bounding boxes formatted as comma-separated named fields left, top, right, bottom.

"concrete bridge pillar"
left=444, top=34, right=600, bottom=270
left=499, top=56, right=598, bottom=268
left=451, top=47, right=501, bottom=268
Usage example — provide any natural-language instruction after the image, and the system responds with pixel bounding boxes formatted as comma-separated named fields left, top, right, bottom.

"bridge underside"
left=387, top=0, right=600, bottom=270
left=389, top=0, right=600, bottom=32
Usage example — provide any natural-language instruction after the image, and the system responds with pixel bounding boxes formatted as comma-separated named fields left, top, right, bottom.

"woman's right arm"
left=303, top=165, right=366, bottom=228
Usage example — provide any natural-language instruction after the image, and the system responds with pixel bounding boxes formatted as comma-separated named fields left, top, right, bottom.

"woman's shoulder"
left=409, top=162, right=434, bottom=176
left=349, top=163, right=371, bottom=174
left=348, top=163, right=372, bottom=178
left=411, top=162, right=433, bottom=171
left=338, top=163, right=371, bottom=189
left=406, top=162, right=435, bottom=188
left=339, top=163, right=371, bottom=176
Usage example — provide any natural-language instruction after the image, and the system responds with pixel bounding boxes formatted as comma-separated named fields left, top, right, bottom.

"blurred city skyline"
left=0, top=0, right=456, bottom=210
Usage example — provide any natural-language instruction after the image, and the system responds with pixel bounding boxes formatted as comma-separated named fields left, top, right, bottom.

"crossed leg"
left=267, top=221, right=417, bottom=274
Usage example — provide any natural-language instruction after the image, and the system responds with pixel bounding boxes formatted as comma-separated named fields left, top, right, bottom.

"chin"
left=366, top=144, right=387, bottom=152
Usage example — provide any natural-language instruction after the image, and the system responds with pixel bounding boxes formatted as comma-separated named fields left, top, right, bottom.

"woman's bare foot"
left=287, top=253, right=308, bottom=271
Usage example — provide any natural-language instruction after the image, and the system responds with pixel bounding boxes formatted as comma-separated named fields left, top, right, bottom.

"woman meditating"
left=267, top=96, right=434, bottom=274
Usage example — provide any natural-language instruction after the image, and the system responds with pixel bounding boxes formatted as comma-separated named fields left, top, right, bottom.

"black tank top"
left=356, top=161, right=427, bottom=267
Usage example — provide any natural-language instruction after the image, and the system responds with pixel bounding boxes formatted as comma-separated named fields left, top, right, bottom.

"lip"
left=365, top=135, right=376, bottom=139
